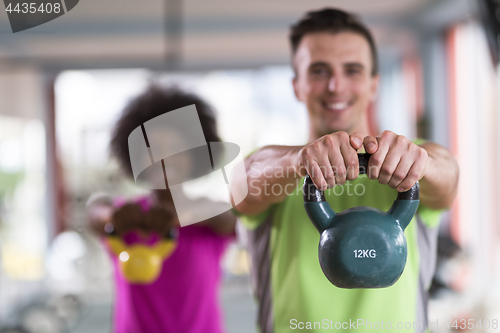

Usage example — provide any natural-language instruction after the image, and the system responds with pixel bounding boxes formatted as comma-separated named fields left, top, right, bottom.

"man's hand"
left=350, top=130, right=429, bottom=192
left=293, top=131, right=365, bottom=191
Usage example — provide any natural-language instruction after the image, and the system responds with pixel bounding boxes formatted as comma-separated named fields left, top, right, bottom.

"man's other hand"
left=351, top=130, right=429, bottom=192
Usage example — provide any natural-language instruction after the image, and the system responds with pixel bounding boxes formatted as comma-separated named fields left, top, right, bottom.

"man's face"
left=292, top=31, right=379, bottom=137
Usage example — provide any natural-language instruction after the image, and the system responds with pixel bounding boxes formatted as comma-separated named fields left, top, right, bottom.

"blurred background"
left=0, top=0, right=499, bottom=332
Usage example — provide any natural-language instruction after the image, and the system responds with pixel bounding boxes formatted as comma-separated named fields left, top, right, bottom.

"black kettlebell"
left=303, top=153, right=420, bottom=289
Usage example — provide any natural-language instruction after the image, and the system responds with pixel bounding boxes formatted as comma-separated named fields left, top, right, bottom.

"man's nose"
left=328, top=75, right=344, bottom=93
left=328, top=77, right=336, bottom=91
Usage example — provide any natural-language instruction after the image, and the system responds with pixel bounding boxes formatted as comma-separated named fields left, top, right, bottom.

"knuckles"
left=407, top=169, right=420, bottom=180
left=395, top=135, right=409, bottom=146
left=391, top=170, right=406, bottom=182
left=380, top=165, right=393, bottom=177
left=417, top=147, right=428, bottom=160
left=370, top=154, right=383, bottom=166
left=321, top=131, right=349, bottom=148
left=324, top=167, right=336, bottom=179
left=321, top=135, right=335, bottom=148
left=336, top=167, right=347, bottom=179
left=299, top=147, right=314, bottom=161
left=345, top=156, right=358, bottom=168
left=336, top=131, right=350, bottom=142
left=379, top=130, right=395, bottom=140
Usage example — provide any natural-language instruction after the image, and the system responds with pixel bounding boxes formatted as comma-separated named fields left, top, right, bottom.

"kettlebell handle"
left=303, top=153, right=419, bottom=203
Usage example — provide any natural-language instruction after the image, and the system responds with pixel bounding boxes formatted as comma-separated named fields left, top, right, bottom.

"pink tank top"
left=107, top=197, right=233, bottom=333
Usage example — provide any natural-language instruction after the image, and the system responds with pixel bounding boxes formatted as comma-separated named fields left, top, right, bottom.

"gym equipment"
left=106, top=230, right=177, bottom=284
left=303, top=153, right=419, bottom=288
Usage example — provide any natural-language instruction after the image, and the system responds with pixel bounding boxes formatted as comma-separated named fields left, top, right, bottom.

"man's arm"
left=235, top=130, right=459, bottom=215
left=233, top=132, right=360, bottom=215
left=233, top=145, right=302, bottom=215
left=416, top=142, right=458, bottom=209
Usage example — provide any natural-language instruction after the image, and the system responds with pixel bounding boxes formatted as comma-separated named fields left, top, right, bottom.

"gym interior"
left=0, top=0, right=499, bottom=332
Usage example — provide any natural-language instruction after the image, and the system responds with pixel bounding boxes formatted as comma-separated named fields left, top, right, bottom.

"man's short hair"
left=290, top=8, right=379, bottom=76
left=110, top=85, right=221, bottom=178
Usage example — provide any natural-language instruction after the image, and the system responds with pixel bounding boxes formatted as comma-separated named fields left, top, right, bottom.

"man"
left=232, top=8, right=458, bottom=333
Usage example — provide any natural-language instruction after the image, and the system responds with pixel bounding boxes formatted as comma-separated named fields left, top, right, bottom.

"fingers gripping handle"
left=358, top=152, right=370, bottom=175
left=303, top=153, right=420, bottom=203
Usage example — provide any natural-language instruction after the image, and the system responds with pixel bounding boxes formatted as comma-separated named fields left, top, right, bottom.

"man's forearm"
left=234, top=145, right=302, bottom=215
left=418, top=142, right=459, bottom=209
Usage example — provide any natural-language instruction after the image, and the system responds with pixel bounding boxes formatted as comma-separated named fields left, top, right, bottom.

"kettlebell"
left=106, top=231, right=177, bottom=284
left=303, top=153, right=420, bottom=289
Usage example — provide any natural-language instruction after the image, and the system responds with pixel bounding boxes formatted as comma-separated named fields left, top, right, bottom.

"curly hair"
left=290, top=8, right=378, bottom=76
left=110, top=85, right=221, bottom=178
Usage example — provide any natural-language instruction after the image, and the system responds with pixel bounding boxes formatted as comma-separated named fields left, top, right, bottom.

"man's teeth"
left=327, top=102, right=348, bottom=110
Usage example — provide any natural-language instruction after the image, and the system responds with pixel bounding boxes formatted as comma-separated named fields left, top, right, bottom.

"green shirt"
left=239, top=155, right=442, bottom=333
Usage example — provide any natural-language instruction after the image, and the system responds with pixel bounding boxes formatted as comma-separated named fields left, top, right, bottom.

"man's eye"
left=310, top=68, right=328, bottom=76
left=346, top=68, right=361, bottom=76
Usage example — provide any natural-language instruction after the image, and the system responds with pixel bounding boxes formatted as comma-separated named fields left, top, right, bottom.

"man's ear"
left=292, top=75, right=301, bottom=102
left=369, top=74, right=380, bottom=101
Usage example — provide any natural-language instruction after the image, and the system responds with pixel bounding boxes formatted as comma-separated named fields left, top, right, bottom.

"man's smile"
left=320, top=99, right=354, bottom=112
